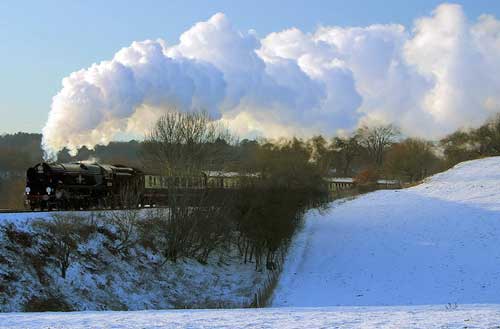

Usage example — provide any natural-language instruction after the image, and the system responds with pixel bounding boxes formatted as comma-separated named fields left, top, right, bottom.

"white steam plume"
left=42, top=4, right=500, bottom=159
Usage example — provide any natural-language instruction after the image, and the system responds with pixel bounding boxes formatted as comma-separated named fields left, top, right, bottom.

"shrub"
left=354, top=168, right=378, bottom=185
left=4, top=224, right=33, bottom=248
left=33, top=214, right=97, bottom=279
left=23, top=295, right=73, bottom=312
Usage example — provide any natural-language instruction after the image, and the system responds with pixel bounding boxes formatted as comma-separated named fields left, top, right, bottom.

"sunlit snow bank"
left=1, top=305, right=500, bottom=328
left=273, top=156, right=500, bottom=307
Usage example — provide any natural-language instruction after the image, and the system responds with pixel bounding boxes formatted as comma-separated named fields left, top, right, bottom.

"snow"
left=0, top=209, right=266, bottom=311
left=3, top=157, right=500, bottom=327
left=376, top=179, right=399, bottom=184
left=1, top=305, right=500, bottom=328
left=324, top=177, right=354, bottom=183
left=273, top=156, right=500, bottom=307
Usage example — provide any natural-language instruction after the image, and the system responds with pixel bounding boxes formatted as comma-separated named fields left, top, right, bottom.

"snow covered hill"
left=273, top=156, right=500, bottom=307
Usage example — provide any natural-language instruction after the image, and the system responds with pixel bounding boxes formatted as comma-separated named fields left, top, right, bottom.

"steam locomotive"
left=25, top=162, right=142, bottom=210
left=25, top=162, right=246, bottom=211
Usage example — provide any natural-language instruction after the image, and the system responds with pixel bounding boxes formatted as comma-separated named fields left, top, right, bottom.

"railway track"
left=0, top=206, right=168, bottom=214
left=0, top=209, right=34, bottom=214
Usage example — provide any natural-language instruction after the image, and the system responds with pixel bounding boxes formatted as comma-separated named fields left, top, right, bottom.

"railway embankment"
left=0, top=210, right=269, bottom=311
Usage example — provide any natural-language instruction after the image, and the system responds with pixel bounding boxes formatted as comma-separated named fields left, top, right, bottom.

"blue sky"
left=0, top=0, right=499, bottom=134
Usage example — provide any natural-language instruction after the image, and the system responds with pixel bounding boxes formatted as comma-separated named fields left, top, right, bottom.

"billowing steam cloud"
left=42, top=4, right=500, bottom=159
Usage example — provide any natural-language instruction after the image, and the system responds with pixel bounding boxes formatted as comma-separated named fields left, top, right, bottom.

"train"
left=25, top=162, right=252, bottom=211
left=25, top=161, right=400, bottom=211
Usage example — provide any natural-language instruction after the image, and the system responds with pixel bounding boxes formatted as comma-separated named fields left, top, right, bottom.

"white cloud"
left=42, top=4, right=500, bottom=158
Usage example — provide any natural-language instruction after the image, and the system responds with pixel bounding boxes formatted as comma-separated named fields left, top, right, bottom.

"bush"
left=4, top=224, right=33, bottom=248
left=354, top=168, right=378, bottom=185
left=23, top=295, right=73, bottom=312
left=33, top=215, right=97, bottom=279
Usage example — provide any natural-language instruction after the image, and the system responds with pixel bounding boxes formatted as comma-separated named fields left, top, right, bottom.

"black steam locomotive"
left=25, top=162, right=245, bottom=211
left=25, top=162, right=143, bottom=210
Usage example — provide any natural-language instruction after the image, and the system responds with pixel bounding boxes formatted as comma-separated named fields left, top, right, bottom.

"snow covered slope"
left=0, top=209, right=266, bottom=311
left=273, top=156, right=500, bottom=307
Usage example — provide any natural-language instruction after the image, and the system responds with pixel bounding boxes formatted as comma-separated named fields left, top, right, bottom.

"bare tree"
left=142, top=110, right=234, bottom=176
left=108, top=209, right=140, bottom=255
left=140, top=110, right=237, bottom=264
left=356, top=124, right=400, bottom=167
left=34, top=215, right=95, bottom=279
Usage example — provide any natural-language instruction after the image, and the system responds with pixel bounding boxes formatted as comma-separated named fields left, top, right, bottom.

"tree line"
left=4, top=112, right=500, bottom=208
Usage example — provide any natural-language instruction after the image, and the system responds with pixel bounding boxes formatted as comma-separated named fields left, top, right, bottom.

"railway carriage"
left=141, top=173, right=208, bottom=206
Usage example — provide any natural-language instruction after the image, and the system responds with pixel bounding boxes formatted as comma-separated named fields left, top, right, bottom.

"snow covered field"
left=2, top=304, right=500, bottom=328
left=273, top=156, right=500, bottom=307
